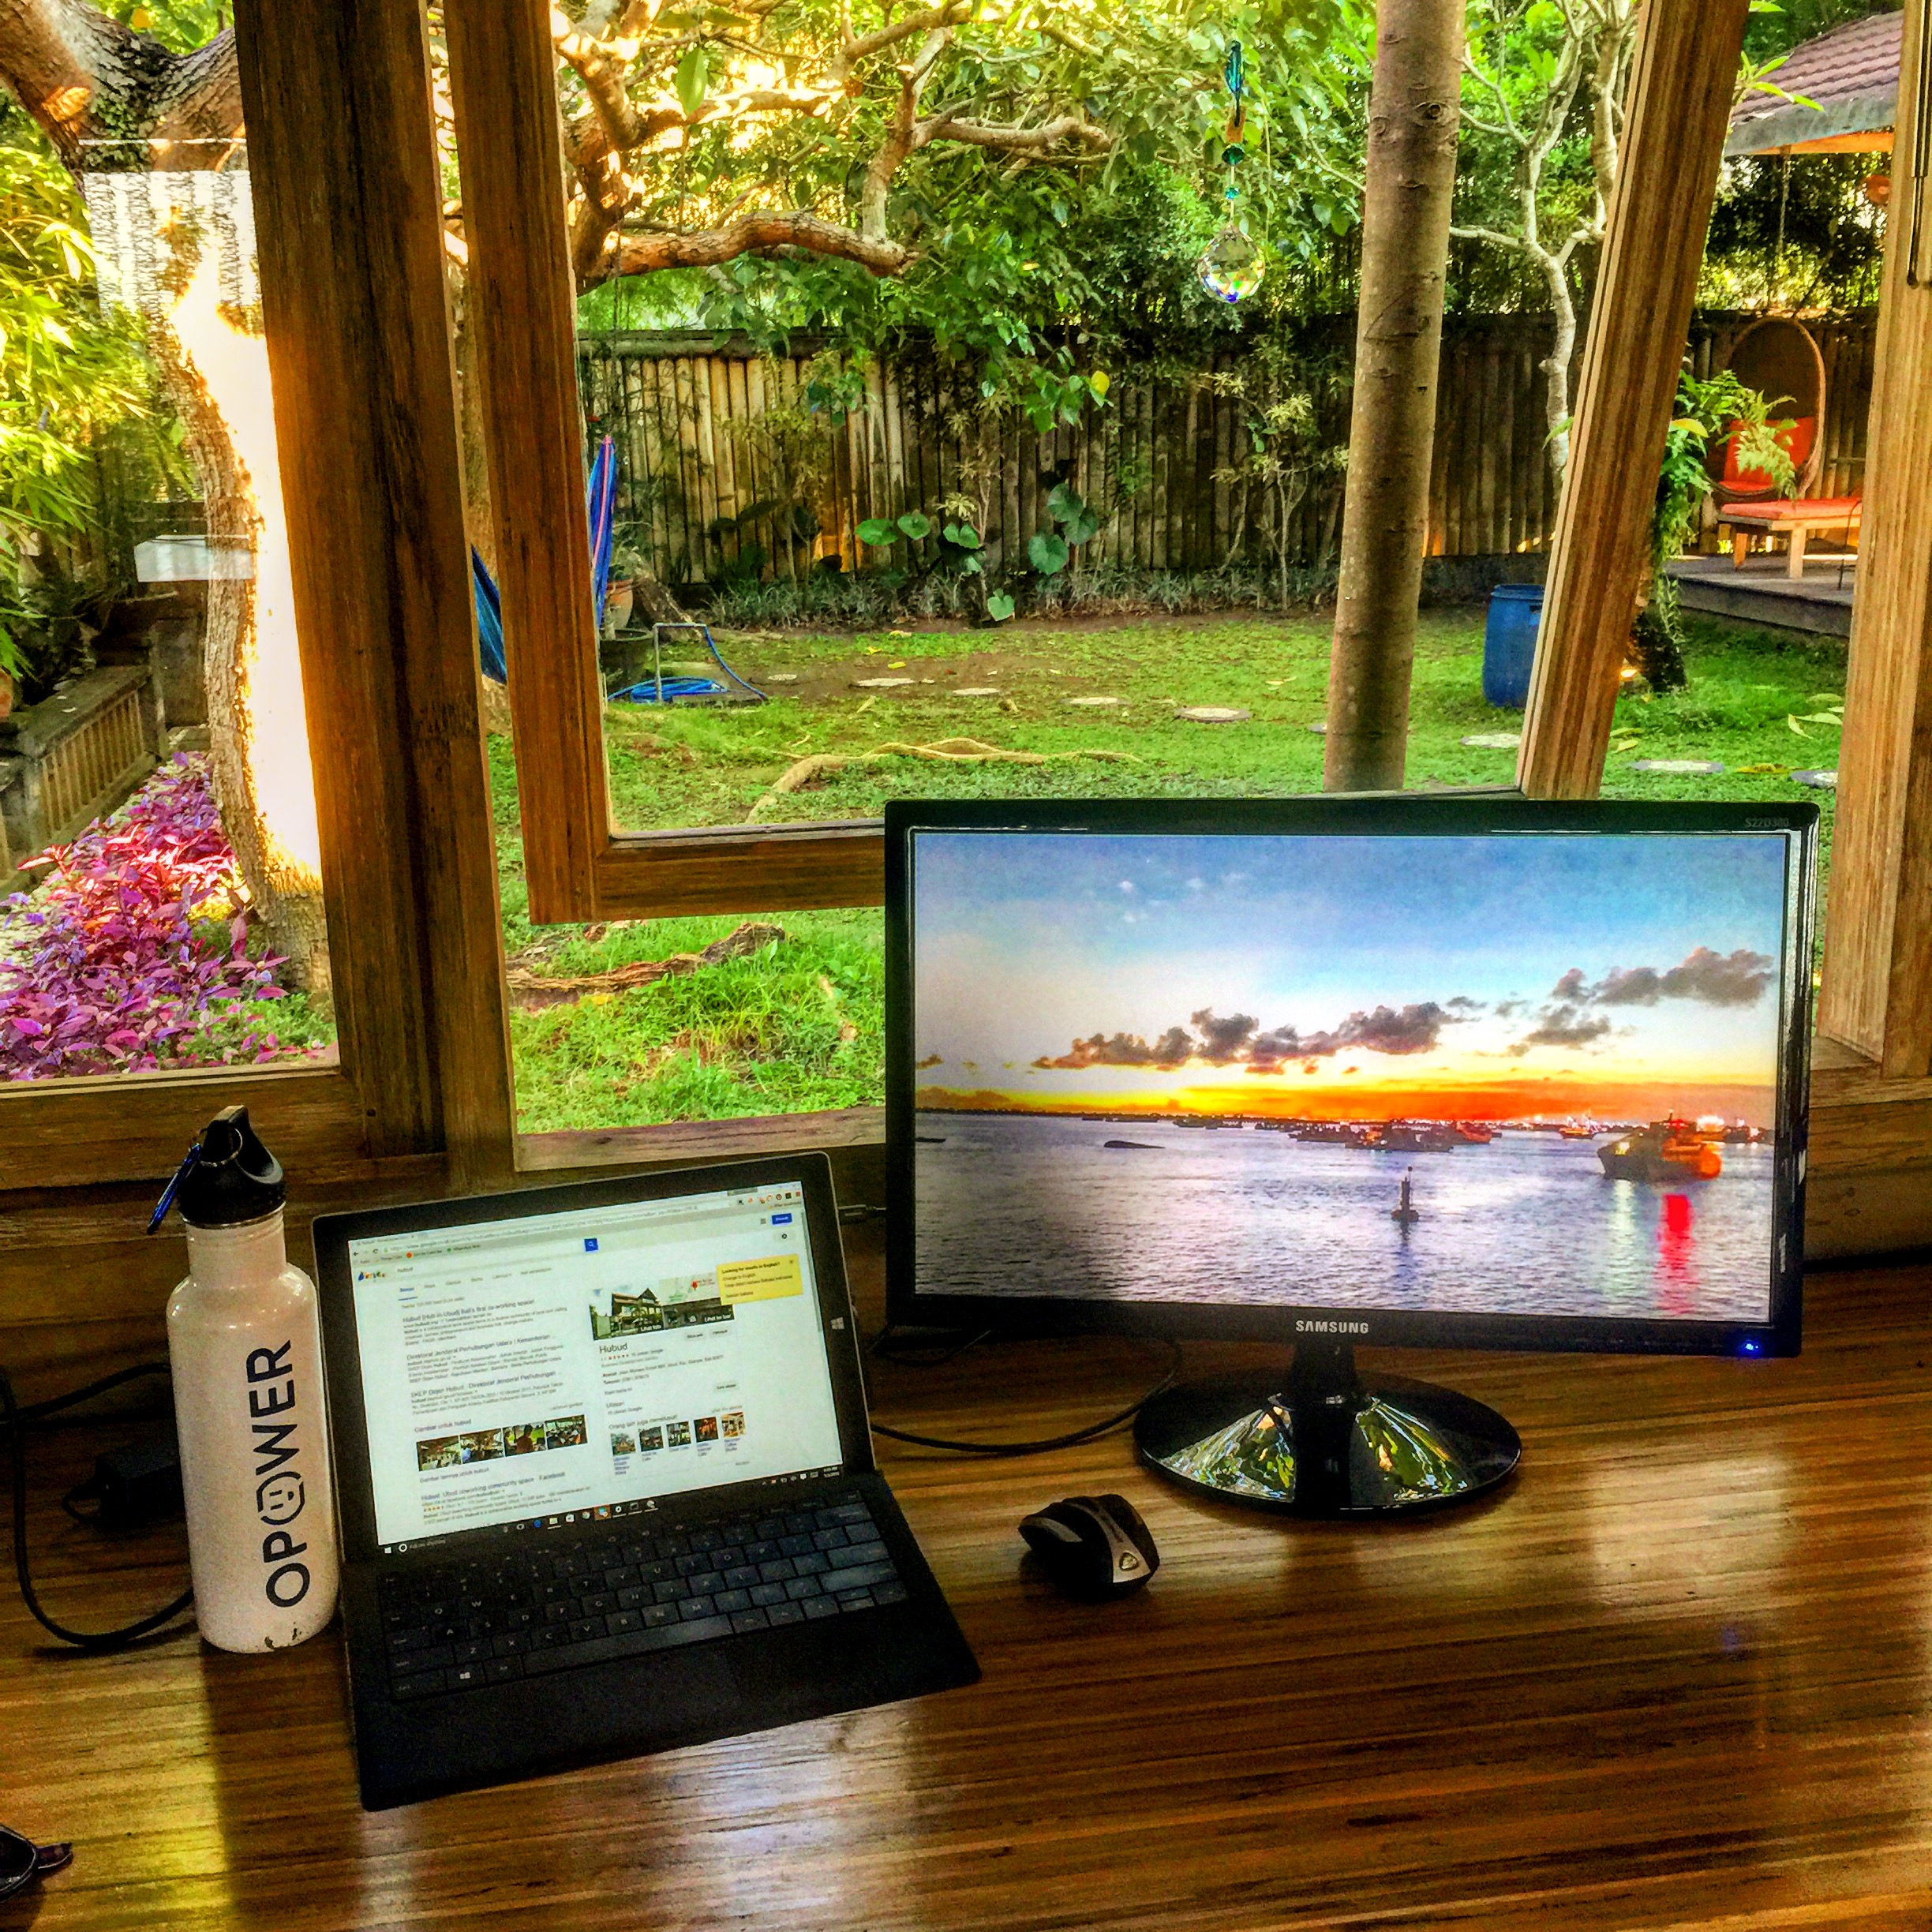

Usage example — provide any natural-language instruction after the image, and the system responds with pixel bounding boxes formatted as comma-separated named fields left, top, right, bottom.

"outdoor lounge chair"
left=1710, top=315, right=1860, bottom=578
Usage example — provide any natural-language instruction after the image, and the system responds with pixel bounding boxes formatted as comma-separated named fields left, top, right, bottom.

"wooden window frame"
left=6, top=0, right=1930, bottom=1255
left=444, top=0, right=882, bottom=926
left=0, top=0, right=515, bottom=1196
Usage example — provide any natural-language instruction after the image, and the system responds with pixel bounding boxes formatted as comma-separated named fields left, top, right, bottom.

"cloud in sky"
left=1507, top=945, right=1775, bottom=1058
left=1548, top=946, right=1774, bottom=1010
left=1033, top=1002, right=1462, bottom=1073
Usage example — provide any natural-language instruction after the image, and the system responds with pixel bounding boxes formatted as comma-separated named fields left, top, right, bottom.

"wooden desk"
left=6, top=1255, right=1932, bottom=1931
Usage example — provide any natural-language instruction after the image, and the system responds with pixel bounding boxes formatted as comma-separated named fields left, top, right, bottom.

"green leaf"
left=943, top=522, right=983, bottom=549
left=896, top=511, right=932, bottom=541
left=856, top=518, right=897, bottom=546
left=1062, top=507, right=1100, bottom=546
left=1028, top=530, right=1069, bottom=576
left=986, top=591, right=1016, bottom=622
left=675, top=45, right=710, bottom=121
left=1046, top=482, right=1087, bottom=525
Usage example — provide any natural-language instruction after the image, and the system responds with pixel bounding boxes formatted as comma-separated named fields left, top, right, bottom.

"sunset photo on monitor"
left=909, top=829, right=1796, bottom=1324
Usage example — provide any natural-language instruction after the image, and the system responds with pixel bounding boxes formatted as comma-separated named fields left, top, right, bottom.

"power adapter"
left=62, top=1430, right=183, bottom=1533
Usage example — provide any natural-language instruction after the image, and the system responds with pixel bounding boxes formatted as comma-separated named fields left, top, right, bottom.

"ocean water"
left=913, top=1113, right=1777, bottom=1323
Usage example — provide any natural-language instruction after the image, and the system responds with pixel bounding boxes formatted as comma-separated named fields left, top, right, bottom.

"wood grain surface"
left=6, top=1241, right=1932, bottom=1931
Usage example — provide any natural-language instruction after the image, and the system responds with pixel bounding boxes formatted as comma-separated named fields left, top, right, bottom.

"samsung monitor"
left=885, top=797, right=1818, bottom=1518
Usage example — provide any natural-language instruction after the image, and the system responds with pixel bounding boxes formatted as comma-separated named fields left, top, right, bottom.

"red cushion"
left=1721, top=414, right=1817, bottom=491
left=1725, top=496, right=1862, bottom=526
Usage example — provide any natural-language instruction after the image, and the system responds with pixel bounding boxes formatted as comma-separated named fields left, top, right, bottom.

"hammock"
left=473, top=434, right=619, bottom=685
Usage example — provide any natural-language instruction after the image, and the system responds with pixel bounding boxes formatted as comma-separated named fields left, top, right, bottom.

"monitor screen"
left=346, top=1178, right=847, bottom=1552
left=887, top=801, right=1814, bottom=1354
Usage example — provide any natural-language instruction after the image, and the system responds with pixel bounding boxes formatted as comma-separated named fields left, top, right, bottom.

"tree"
left=1324, top=0, right=1466, bottom=795
left=0, top=0, right=328, bottom=990
left=1452, top=0, right=1640, bottom=484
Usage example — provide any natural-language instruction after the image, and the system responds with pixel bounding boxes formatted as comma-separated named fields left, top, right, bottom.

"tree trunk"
left=1324, top=0, right=1466, bottom=794
left=1541, top=249, right=1579, bottom=487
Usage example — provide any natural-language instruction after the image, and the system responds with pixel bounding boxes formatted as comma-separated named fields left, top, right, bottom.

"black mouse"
left=1018, top=1493, right=1159, bottom=1597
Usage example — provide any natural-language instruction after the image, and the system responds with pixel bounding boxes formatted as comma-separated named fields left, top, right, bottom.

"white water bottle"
left=156, top=1106, right=338, bottom=1652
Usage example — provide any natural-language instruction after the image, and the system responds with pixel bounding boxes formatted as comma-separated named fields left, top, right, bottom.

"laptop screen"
left=346, top=1178, right=847, bottom=1552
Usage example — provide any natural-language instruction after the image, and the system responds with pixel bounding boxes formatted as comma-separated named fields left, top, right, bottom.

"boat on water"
left=1382, top=1122, right=1458, bottom=1153
left=1558, top=1121, right=1597, bottom=1140
left=1391, top=1169, right=1421, bottom=1226
left=1103, top=1139, right=1161, bottom=1151
left=1597, top=1119, right=1724, bottom=1182
left=1455, top=1121, right=1495, bottom=1144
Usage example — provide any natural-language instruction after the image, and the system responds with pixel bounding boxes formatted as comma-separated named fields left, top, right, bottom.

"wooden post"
left=1324, top=0, right=1466, bottom=793
left=1515, top=0, right=1750, bottom=799
left=234, top=0, right=515, bottom=1182
left=1818, top=0, right=1932, bottom=1075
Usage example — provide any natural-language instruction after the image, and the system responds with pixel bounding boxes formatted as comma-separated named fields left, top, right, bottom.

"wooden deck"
left=1668, top=553, right=1858, bottom=638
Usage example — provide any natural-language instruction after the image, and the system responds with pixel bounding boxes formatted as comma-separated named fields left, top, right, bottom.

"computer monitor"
left=885, top=797, right=1817, bottom=1518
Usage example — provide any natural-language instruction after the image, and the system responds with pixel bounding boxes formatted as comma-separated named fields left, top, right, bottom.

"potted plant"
left=604, top=541, right=646, bottom=636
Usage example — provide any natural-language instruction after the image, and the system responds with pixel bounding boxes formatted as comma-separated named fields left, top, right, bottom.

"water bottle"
left=152, top=1106, right=338, bottom=1652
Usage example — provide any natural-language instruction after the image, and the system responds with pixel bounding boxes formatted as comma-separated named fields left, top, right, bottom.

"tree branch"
left=616, top=209, right=912, bottom=275
left=919, top=111, right=1111, bottom=155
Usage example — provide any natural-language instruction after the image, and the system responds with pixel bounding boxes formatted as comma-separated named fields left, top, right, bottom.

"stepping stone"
left=853, top=677, right=915, bottom=689
left=1628, top=758, right=1725, bottom=775
left=1791, top=768, right=1838, bottom=789
left=1461, top=732, right=1521, bottom=750
left=1308, top=721, right=1327, bottom=735
left=1174, top=706, right=1250, bottom=724
left=954, top=687, right=1001, bottom=697
left=1065, top=695, right=1124, bottom=708
left=761, top=672, right=799, bottom=684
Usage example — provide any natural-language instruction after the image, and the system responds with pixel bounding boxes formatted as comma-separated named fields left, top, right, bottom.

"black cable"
left=868, top=1324, right=993, bottom=1368
left=0, top=1365, right=194, bottom=1651
left=869, top=1340, right=1184, bottom=1458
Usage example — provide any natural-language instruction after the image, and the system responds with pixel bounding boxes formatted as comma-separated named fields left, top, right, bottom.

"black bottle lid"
left=148, top=1106, right=286, bottom=1232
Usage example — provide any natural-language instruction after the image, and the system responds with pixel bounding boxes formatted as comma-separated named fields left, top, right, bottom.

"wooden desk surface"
left=6, top=1257, right=1932, bottom=1932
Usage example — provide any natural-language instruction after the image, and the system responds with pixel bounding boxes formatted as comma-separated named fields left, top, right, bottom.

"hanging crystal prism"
left=1199, top=222, right=1266, bottom=304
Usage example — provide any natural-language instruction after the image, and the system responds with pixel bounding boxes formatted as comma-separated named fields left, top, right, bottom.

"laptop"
left=313, top=1152, right=979, bottom=1809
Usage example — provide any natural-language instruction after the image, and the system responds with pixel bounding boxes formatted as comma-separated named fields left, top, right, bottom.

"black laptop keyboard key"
left=828, top=1561, right=897, bottom=1593
left=827, top=1541, right=889, bottom=1571
left=522, top=1613, right=736, bottom=1676
left=383, top=1488, right=904, bottom=1702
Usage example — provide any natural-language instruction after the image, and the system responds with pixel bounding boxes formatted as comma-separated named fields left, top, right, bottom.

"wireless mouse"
left=1018, top=1493, right=1159, bottom=1597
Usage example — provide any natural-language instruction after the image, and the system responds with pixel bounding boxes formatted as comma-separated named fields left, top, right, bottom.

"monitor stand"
left=1133, top=1338, right=1520, bottom=1518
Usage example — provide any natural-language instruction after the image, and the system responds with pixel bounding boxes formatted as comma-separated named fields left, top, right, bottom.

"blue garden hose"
left=608, top=623, right=767, bottom=706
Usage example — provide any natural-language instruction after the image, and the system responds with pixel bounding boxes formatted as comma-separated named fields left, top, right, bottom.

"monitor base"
left=1134, top=1339, right=1520, bottom=1518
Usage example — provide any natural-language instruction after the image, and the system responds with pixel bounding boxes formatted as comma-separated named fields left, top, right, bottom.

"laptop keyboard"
left=380, top=1489, right=904, bottom=1702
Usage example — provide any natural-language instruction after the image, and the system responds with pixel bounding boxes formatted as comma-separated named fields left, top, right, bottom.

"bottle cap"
left=148, top=1106, right=286, bottom=1231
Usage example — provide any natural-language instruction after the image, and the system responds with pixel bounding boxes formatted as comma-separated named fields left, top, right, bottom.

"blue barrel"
left=1482, top=583, right=1544, bottom=710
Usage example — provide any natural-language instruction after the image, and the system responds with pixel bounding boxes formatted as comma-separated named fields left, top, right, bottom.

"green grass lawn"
left=499, top=608, right=1844, bottom=1133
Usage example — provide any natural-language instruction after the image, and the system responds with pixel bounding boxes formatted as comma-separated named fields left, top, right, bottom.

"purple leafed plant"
left=0, top=754, right=302, bottom=1079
